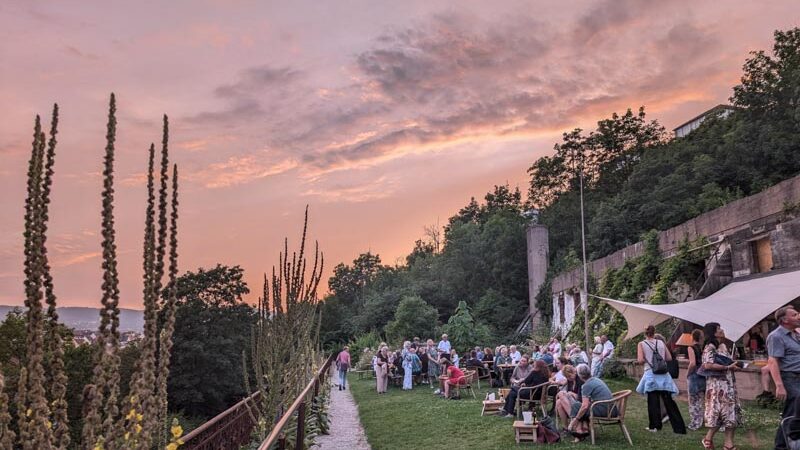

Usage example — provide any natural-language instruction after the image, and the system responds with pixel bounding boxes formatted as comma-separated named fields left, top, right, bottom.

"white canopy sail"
left=595, top=269, right=800, bottom=342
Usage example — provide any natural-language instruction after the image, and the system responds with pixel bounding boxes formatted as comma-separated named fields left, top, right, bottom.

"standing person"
left=551, top=337, right=562, bottom=358
left=590, top=336, right=603, bottom=377
left=701, top=322, right=742, bottom=450
left=687, top=329, right=706, bottom=431
left=375, top=346, right=390, bottom=394
left=402, top=346, right=421, bottom=390
left=595, top=335, right=614, bottom=378
left=402, top=343, right=413, bottom=390
left=426, top=339, right=440, bottom=388
left=336, top=346, right=351, bottom=391
left=417, top=346, right=429, bottom=384
left=637, top=326, right=686, bottom=434
left=768, top=306, right=800, bottom=450
left=509, top=345, right=522, bottom=364
left=437, top=334, right=451, bottom=361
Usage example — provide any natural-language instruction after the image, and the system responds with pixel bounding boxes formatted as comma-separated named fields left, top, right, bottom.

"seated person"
left=540, top=350, right=554, bottom=365
left=449, top=349, right=460, bottom=368
left=568, top=363, right=617, bottom=442
left=475, top=346, right=484, bottom=361
left=438, top=359, right=467, bottom=399
left=494, top=347, right=514, bottom=386
left=531, top=345, right=541, bottom=361
left=555, top=364, right=583, bottom=429
left=465, top=351, right=487, bottom=376
left=551, top=357, right=569, bottom=388
left=569, top=345, right=589, bottom=366
left=498, top=359, right=550, bottom=417
left=509, top=356, right=533, bottom=387
left=482, top=347, right=495, bottom=363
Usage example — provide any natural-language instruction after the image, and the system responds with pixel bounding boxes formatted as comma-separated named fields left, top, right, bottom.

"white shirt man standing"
left=509, top=345, right=522, bottom=364
left=437, top=334, right=451, bottom=361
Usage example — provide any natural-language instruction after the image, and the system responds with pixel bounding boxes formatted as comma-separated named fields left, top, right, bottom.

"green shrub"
left=602, top=358, right=628, bottom=379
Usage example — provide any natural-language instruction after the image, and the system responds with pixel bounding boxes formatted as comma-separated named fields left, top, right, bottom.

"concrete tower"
left=526, top=223, right=549, bottom=328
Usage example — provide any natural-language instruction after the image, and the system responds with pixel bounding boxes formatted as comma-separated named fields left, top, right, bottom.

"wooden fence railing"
left=181, top=354, right=334, bottom=450
left=180, top=390, right=261, bottom=450
left=257, top=354, right=335, bottom=450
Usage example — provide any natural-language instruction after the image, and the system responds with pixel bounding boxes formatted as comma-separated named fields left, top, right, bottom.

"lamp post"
left=579, top=161, right=591, bottom=356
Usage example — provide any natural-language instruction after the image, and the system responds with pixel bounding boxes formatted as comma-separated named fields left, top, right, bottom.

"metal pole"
left=579, top=168, right=591, bottom=355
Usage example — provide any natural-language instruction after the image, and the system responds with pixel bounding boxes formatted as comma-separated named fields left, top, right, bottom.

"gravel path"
left=315, top=378, right=371, bottom=450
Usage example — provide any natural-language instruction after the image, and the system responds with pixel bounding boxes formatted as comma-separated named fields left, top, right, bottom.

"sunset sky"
left=1, top=1, right=797, bottom=309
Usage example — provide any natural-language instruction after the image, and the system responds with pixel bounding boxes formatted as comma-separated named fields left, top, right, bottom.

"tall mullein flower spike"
left=126, top=142, right=157, bottom=449
left=22, top=115, right=55, bottom=449
left=0, top=369, right=16, bottom=450
left=84, top=93, right=123, bottom=449
left=156, top=164, right=179, bottom=448
left=15, top=368, right=29, bottom=448
left=39, top=104, right=70, bottom=450
left=245, top=208, right=324, bottom=440
left=147, top=116, right=170, bottom=437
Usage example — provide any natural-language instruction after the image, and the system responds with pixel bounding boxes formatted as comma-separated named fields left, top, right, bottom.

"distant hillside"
left=0, top=305, right=144, bottom=332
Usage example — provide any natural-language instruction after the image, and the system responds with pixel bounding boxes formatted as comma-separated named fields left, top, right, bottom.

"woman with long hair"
left=555, top=364, right=583, bottom=429
left=701, top=322, right=742, bottom=450
left=498, top=360, right=551, bottom=417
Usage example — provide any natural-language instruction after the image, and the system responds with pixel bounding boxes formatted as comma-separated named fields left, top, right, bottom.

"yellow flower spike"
left=166, top=444, right=178, bottom=450
left=126, top=408, right=136, bottom=420
left=26, top=408, right=32, bottom=417
left=124, top=432, right=130, bottom=441
left=135, top=423, right=143, bottom=434
left=177, top=438, right=184, bottom=445
left=136, top=412, right=143, bottom=422
left=46, top=420, right=52, bottom=429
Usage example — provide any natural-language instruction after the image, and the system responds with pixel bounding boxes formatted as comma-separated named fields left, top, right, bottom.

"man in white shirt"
left=595, top=335, right=615, bottom=377
left=509, top=345, right=522, bottom=364
left=437, top=334, right=451, bottom=361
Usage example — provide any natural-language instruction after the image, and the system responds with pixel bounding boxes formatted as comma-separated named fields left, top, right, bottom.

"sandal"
left=701, top=439, right=714, bottom=450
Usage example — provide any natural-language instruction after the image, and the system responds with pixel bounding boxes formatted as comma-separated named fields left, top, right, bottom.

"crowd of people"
left=331, top=308, right=800, bottom=448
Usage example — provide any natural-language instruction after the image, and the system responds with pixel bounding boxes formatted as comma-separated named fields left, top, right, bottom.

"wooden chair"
left=588, top=389, right=633, bottom=446
left=452, top=370, right=477, bottom=399
left=514, top=381, right=550, bottom=420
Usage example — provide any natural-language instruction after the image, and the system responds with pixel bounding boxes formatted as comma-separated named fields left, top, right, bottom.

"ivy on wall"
left=564, top=230, right=707, bottom=348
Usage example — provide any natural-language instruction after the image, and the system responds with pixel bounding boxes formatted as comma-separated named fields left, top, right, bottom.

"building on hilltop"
left=673, top=104, right=737, bottom=138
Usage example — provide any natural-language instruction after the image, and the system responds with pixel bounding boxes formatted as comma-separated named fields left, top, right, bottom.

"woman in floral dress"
left=701, top=322, right=743, bottom=450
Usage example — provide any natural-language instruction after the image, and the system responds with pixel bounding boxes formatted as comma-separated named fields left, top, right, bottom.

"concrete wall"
left=552, top=173, right=800, bottom=294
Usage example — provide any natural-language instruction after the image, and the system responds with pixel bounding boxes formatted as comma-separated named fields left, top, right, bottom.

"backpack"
left=536, top=415, right=561, bottom=444
left=644, top=340, right=668, bottom=375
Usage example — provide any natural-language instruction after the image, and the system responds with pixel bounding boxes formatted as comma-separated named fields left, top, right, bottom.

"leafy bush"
left=347, top=331, right=382, bottom=369
left=602, top=358, right=628, bottom=379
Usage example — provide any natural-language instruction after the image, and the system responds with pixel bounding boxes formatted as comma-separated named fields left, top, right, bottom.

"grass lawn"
left=349, top=376, right=780, bottom=449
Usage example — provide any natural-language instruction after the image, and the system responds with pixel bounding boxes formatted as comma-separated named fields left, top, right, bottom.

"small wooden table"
left=513, top=420, right=537, bottom=444
left=481, top=399, right=505, bottom=416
